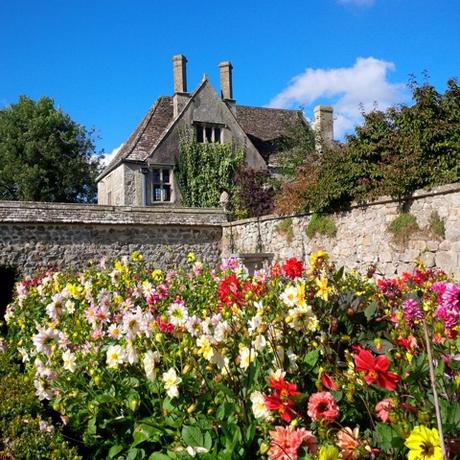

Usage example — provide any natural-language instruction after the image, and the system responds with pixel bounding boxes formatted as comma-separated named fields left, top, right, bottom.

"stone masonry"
left=222, top=183, right=460, bottom=279
left=0, top=183, right=459, bottom=279
left=0, top=201, right=225, bottom=276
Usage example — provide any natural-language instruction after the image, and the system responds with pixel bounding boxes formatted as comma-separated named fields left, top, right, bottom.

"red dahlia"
left=282, top=257, right=304, bottom=280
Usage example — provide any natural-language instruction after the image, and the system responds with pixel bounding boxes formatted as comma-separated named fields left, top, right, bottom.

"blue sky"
left=1, top=0, right=459, bottom=163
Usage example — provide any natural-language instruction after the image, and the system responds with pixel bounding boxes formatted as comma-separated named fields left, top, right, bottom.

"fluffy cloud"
left=268, top=57, right=407, bottom=138
left=99, top=143, right=124, bottom=167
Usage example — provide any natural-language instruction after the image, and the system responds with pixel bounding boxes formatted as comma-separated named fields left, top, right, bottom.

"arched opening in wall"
left=0, top=265, right=18, bottom=333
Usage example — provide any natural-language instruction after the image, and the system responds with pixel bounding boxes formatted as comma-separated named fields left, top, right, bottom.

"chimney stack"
left=172, top=55, right=189, bottom=117
left=219, top=61, right=234, bottom=101
left=314, top=105, right=334, bottom=152
left=173, top=54, right=187, bottom=93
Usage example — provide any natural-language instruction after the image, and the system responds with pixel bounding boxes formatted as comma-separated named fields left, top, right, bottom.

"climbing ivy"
left=177, top=133, right=244, bottom=208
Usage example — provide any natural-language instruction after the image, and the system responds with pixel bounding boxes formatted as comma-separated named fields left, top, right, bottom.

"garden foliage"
left=0, top=96, right=101, bottom=203
left=232, top=166, right=275, bottom=219
left=276, top=78, right=460, bottom=215
left=177, top=135, right=243, bottom=208
left=0, top=347, right=81, bottom=459
left=2, top=252, right=460, bottom=459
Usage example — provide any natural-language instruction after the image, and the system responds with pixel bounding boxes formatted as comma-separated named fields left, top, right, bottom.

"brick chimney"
left=172, top=54, right=189, bottom=117
left=314, top=105, right=334, bottom=152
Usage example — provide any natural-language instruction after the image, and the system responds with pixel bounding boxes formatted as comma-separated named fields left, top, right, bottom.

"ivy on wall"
left=177, top=134, right=244, bottom=208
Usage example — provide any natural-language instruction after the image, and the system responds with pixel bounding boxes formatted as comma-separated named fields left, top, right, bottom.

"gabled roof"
left=236, top=105, right=305, bottom=141
left=236, top=106, right=306, bottom=161
left=98, top=90, right=307, bottom=179
left=98, top=96, right=173, bottom=179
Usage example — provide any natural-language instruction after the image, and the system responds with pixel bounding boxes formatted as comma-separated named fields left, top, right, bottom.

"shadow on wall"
left=0, top=266, right=18, bottom=333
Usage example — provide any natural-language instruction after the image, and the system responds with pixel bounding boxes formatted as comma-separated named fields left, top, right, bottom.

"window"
left=194, top=123, right=222, bottom=144
left=107, top=191, right=112, bottom=205
left=151, top=168, right=172, bottom=202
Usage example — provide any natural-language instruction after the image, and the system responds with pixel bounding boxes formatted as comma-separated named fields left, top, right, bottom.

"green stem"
left=422, top=320, right=446, bottom=459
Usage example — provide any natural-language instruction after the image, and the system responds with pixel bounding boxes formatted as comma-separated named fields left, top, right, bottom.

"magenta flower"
left=402, top=298, right=424, bottom=327
left=435, top=283, right=460, bottom=330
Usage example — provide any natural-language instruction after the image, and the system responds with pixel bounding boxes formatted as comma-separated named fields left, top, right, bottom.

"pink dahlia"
left=402, top=298, right=423, bottom=327
left=435, top=283, right=460, bottom=330
left=307, top=391, right=339, bottom=423
left=375, top=398, right=395, bottom=423
left=268, top=426, right=317, bottom=460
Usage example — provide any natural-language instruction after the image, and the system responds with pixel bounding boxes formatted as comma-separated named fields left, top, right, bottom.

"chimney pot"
left=219, top=61, right=234, bottom=100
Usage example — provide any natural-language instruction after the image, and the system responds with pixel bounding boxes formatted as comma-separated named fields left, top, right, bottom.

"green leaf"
left=203, top=431, right=212, bottom=450
left=148, top=453, right=171, bottom=460
left=182, top=425, right=204, bottom=447
left=364, top=301, right=378, bottom=321
left=303, top=350, right=319, bottom=369
left=334, top=266, right=345, bottom=281
left=127, top=448, right=144, bottom=460
left=374, top=423, right=404, bottom=452
left=108, top=445, right=124, bottom=458
left=245, top=424, right=256, bottom=443
left=87, top=416, right=97, bottom=436
left=132, top=423, right=161, bottom=447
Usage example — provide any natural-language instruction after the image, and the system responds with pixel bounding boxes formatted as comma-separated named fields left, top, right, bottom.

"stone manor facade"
left=96, top=55, right=334, bottom=207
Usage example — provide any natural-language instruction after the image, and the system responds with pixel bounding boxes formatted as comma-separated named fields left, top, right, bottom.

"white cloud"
left=99, top=143, right=124, bottom=167
left=338, top=0, right=375, bottom=6
left=268, top=57, right=406, bottom=138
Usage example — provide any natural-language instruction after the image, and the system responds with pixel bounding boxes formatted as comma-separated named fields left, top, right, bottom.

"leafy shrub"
left=429, top=211, right=446, bottom=238
left=275, top=217, right=294, bottom=243
left=275, top=78, right=460, bottom=215
left=4, top=253, right=460, bottom=458
left=0, top=349, right=81, bottom=459
left=233, top=166, right=275, bottom=218
left=387, top=213, right=419, bottom=244
left=305, top=213, right=337, bottom=238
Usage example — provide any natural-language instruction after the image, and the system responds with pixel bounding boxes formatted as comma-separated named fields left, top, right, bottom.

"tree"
left=0, top=96, right=102, bottom=202
left=275, top=77, right=460, bottom=215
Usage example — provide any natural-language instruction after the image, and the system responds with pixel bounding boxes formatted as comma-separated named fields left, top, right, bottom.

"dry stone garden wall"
left=222, top=183, right=460, bottom=279
left=0, top=201, right=225, bottom=276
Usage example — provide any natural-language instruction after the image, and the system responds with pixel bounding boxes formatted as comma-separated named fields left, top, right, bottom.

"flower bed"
left=3, top=252, right=460, bottom=459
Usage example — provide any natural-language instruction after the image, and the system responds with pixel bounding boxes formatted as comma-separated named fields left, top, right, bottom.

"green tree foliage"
left=0, top=96, right=102, bottom=202
left=275, top=118, right=316, bottom=180
left=276, top=78, right=460, bottom=214
left=177, top=135, right=243, bottom=208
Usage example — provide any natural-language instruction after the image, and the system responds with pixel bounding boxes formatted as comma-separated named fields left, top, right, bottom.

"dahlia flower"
left=307, top=391, right=339, bottom=422
left=268, top=426, right=316, bottom=460
left=354, top=348, right=399, bottom=391
left=405, top=426, right=442, bottom=460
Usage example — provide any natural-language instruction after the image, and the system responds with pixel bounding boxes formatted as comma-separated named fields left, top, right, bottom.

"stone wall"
left=0, top=201, right=225, bottom=276
left=222, top=183, right=460, bottom=279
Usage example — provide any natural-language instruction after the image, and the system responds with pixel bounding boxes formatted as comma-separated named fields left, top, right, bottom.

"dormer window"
left=194, top=123, right=223, bottom=144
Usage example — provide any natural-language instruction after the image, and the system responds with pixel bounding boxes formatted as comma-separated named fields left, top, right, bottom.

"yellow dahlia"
left=405, top=426, right=442, bottom=460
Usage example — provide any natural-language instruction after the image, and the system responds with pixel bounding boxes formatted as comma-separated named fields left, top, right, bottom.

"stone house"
left=97, top=55, right=334, bottom=207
